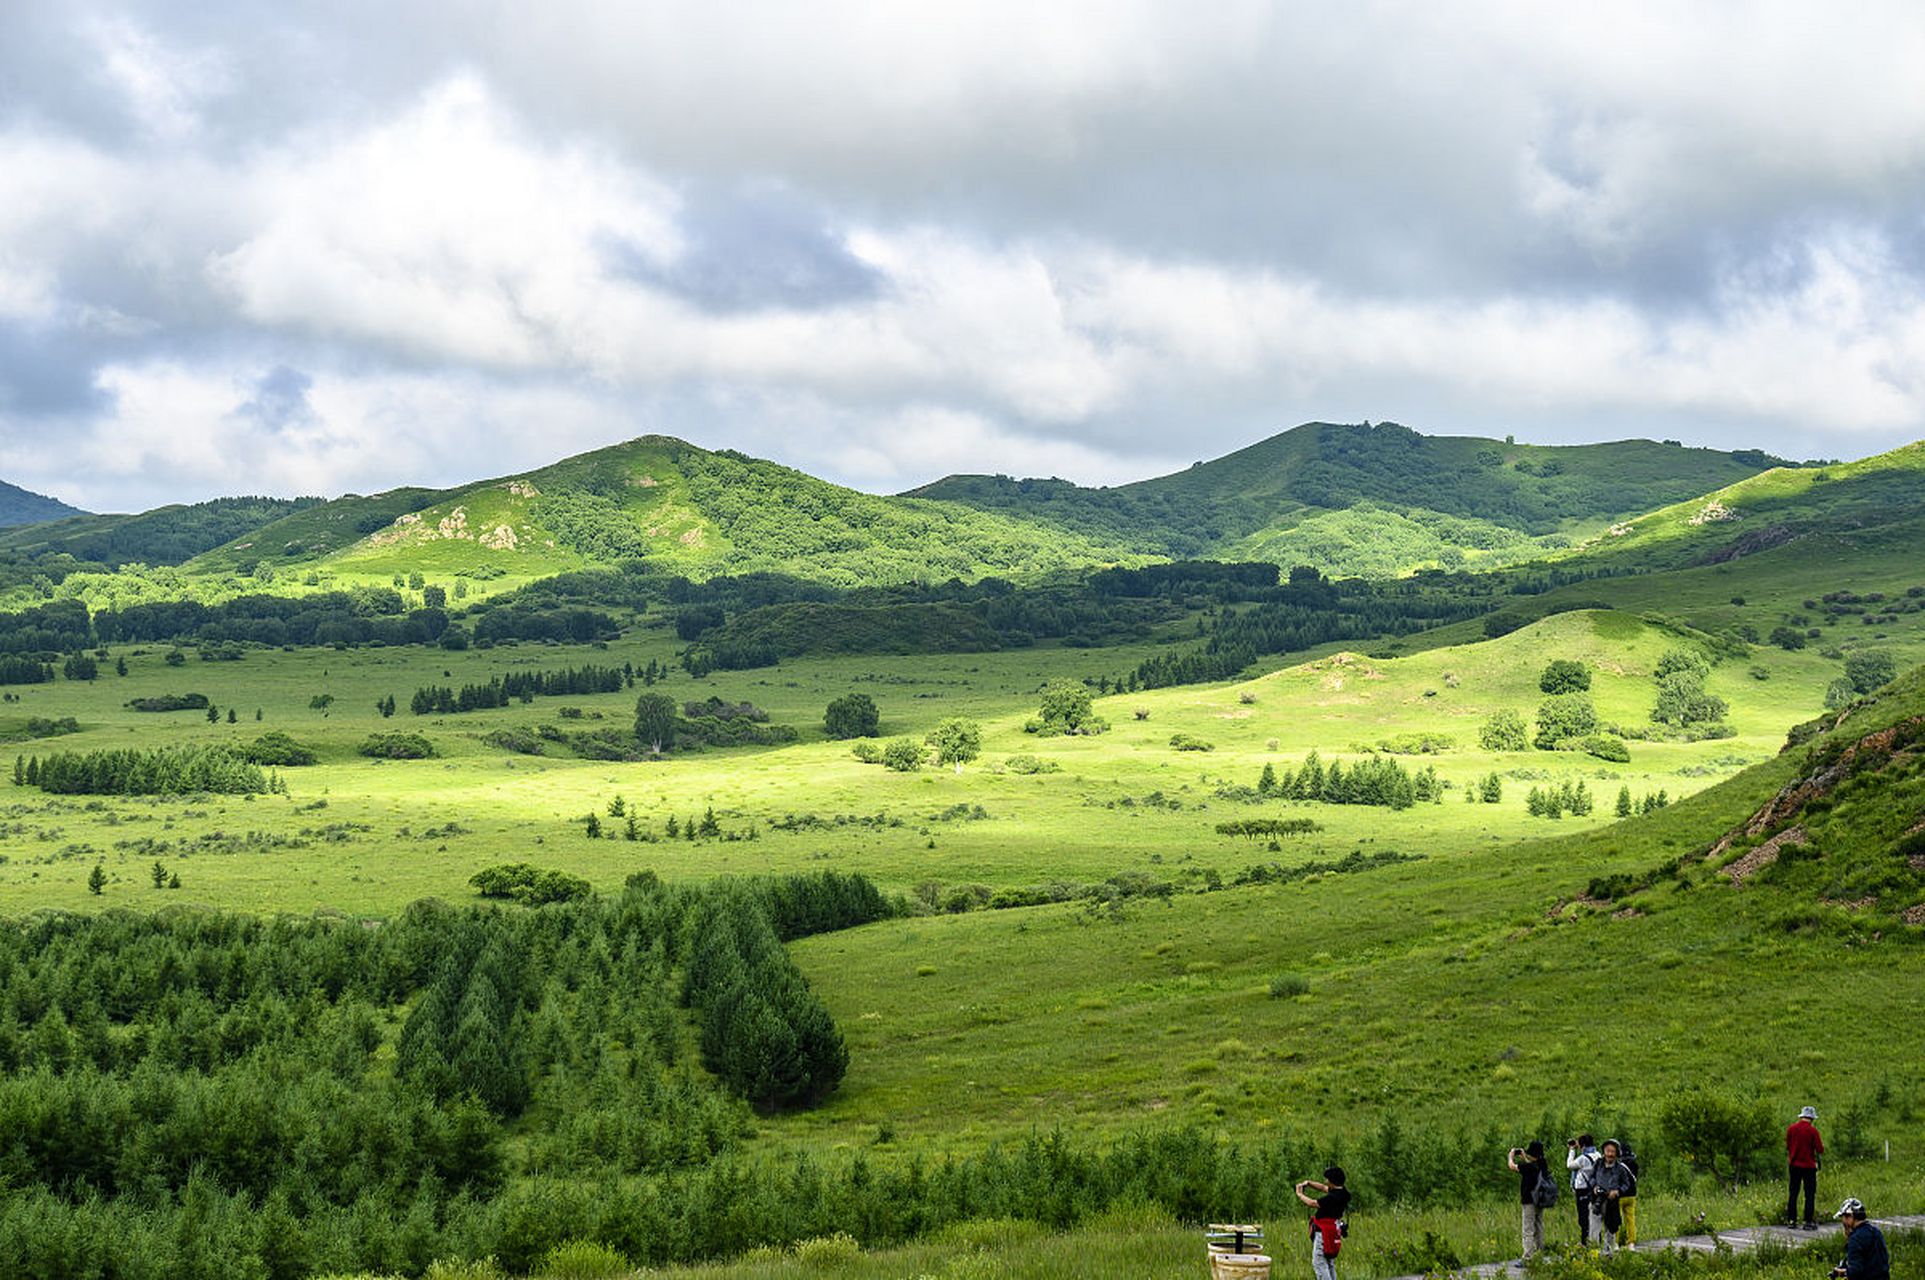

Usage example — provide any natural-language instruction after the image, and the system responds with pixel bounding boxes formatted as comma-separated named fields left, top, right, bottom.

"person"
left=1829, top=1198, right=1889, bottom=1280
left=1566, top=1133, right=1599, bottom=1246
left=1787, top=1105, right=1824, bottom=1229
left=1614, top=1139, right=1641, bottom=1251
left=1295, top=1165, right=1350, bottom=1280
left=1590, top=1140, right=1636, bottom=1258
left=1508, top=1141, right=1550, bottom=1259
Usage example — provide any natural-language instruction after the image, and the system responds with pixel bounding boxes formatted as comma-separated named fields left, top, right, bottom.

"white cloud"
left=4, top=6, right=1925, bottom=509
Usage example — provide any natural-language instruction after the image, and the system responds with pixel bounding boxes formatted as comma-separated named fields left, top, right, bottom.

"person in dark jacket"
left=1295, top=1165, right=1350, bottom=1280
left=1507, top=1141, right=1549, bottom=1259
left=1828, top=1199, right=1889, bottom=1280
left=1589, top=1140, right=1635, bottom=1258
left=1787, top=1105, right=1824, bottom=1229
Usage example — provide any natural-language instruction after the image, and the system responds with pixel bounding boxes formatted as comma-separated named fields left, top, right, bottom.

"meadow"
left=1, top=517, right=1923, bottom=1277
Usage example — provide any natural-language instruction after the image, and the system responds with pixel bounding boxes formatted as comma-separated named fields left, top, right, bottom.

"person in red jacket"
left=1786, top=1105, right=1824, bottom=1229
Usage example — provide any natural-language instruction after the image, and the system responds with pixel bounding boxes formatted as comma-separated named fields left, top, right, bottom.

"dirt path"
left=1387, top=1214, right=1925, bottom=1280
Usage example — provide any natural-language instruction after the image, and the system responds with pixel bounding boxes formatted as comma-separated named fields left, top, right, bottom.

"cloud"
left=3, top=4, right=1925, bottom=511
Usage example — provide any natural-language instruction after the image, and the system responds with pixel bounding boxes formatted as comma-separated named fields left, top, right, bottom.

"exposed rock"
left=1721, top=825, right=1808, bottom=884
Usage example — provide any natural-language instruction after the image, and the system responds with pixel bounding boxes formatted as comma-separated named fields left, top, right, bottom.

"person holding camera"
left=1590, top=1139, right=1635, bottom=1258
left=1565, top=1133, right=1599, bottom=1245
left=1294, top=1166, right=1350, bottom=1280
left=1507, top=1141, right=1551, bottom=1259
left=1829, top=1199, right=1889, bottom=1280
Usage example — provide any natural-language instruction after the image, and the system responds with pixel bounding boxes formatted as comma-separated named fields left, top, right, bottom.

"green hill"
left=911, top=421, right=1783, bottom=575
left=0, top=496, right=320, bottom=567
left=0, top=478, right=84, bottom=528
left=188, top=436, right=1149, bottom=588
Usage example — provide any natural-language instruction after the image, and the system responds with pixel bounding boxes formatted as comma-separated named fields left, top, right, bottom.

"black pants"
left=1577, top=1191, right=1591, bottom=1243
left=1787, top=1165, right=1817, bottom=1223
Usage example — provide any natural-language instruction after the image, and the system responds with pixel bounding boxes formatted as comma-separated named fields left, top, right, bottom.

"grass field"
left=4, top=545, right=1923, bottom=1279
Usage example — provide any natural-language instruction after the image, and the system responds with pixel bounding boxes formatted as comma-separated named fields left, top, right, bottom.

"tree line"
left=410, top=664, right=627, bottom=715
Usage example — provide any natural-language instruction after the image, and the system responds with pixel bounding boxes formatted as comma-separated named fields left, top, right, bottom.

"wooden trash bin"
left=1206, top=1223, right=1271, bottom=1280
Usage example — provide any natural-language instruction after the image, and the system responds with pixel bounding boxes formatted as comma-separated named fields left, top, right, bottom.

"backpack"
left=1532, top=1169, right=1560, bottom=1210
left=1620, top=1151, right=1640, bottom=1187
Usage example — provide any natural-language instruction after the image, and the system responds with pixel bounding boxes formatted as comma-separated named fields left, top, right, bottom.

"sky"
left=3, top=2, right=1925, bottom=513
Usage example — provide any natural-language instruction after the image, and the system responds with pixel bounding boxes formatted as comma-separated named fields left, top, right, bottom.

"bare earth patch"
left=1722, top=825, right=1808, bottom=884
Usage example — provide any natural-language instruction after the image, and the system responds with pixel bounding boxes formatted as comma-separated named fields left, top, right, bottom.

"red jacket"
left=1786, top=1119, right=1823, bottom=1169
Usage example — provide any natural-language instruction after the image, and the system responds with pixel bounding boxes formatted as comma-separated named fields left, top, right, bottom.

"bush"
left=469, top=863, right=594, bottom=905
left=1845, top=649, right=1897, bottom=694
left=359, top=732, right=436, bottom=759
left=1533, top=694, right=1599, bottom=749
left=1002, top=753, right=1060, bottom=774
left=1768, top=625, right=1807, bottom=651
left=482, top=728, right=544, bottom=756
left=1479, top=710, right=1529, bottom=752
left=1267, top=973, right=1310, bottom=999
left=824, top=692, right=880, bottom=739
left=792, top=1234, right=863, bottom=1266
left=240, top=732, right=319, bottom=766
left=881, top=738, right=924, bottom=772
left=1538, top=659, right=1591, bottom=694
left=1030, top=679, right=1107, bottom=735
left=537, top=1240, right=630, bottom=1279
left=126, top=693, right=210, bottom=712
left=1579, top=735, right=1630, bottom=763
left=1658, top=1089, right=1775, bottom=1187
left=1168, top=733, right=1214, bottom=752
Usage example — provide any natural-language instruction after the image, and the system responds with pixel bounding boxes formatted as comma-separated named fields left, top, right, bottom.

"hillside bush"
left=126, top=692, right=210, bottom=712
left=1534, top=694, right=1599, bottom=749
left=359, top=732, right=436, bottom=760
left=1845, top=649, right=1897, bottom=694
left=1479, top=710, right=1529, bottom=752
left=1028, top=679, right=1108, bottom=735
left=824, top=692, right=880, bottom=739
left=881, top=738, right=925, bottom=772
left=240, top=732, right=319, bottom=766
left=1168, top=733, right=1214, bottom=752
left=469, top=863, right=593, bottom=905
left=1658, top=1090, right=1775, bottom=1188
left=1538, top=659, right=1591, bottom=694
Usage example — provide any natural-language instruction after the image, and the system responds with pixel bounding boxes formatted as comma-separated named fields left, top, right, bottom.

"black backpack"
left=1532, top=1167, right=1560, bottom=1209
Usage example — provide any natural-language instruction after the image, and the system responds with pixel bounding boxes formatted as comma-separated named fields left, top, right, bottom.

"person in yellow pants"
left=1613, top=1140, right=1641, bottom=1251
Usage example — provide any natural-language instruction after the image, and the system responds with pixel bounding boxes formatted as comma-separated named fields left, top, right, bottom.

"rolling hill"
left=0, top=477, right=84, bottom=528
left=185, top=437, right=1151, bottom=588
left=0, top=496, right=320, bottom=567
left=911, top=421, right=1786, bottom=575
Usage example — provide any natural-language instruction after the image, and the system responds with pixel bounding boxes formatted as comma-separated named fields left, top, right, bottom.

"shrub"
left=1538, top=659, right=1591, bottom=694
left=850, top=741, right=881, bottom=764
left=1479, top=710, right=1529, bottom=752
left=1168, top=733, right=1214, bottom=752
left=792, top=1234, right=863, bottom=1266
left=482, top=728, right=544, bottom=756
left=926, top=718, right=982, bottom=771
left=824, top=692, right=880, bottom=739
left=1768, top=625, right=1807, bottom=651
left=881, top=738, right=924, bottom=772
left=1030, top=679, right=1108, bottom=735
left=126, top=693, right=210, bottom=712
left=359, top=732, right=435, bottom=759
left=1845, top=649, right=1898, bottom=694
left=1658, top=1089, right=1775, bottom=1187
left=536, top=1240, right=631, bottom=1278
left=241, top=732, right=319, bottom=766
left=1002, top=753, right=1060, bottom=774
left=1533, top=694, right=1598, bottom=749
left=1267, top=973, right=1310, bottom=999
left=1579, top=735, right=1630, bottom=763
left=469, top=863, right=594, bottom=905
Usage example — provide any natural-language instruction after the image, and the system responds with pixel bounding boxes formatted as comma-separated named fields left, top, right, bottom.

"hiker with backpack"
left=1591, top=1140, right=1636, bottom=1257
left=1508, top=1141, right=1556, bottom=1259
left=1295, top=1165, right=1350, bottom=1280
left=1566, top=1133, right=1600, bottom=1246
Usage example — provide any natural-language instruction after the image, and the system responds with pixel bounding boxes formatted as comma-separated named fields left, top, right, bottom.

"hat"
left=1800, top=1106, right=1818, bottom=1120
left=1834, top=1198, right=1866, bottom=1220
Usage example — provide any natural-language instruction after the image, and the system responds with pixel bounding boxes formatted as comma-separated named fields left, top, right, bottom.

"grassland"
left=4, top=456, right=1925, bottom=1277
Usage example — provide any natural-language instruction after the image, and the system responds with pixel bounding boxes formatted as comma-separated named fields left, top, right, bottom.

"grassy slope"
left=184, top=437, right=1149, bottom=589
left=911, top=423, right=1776, bottom=574
left=0, top=496, right=321, bottom=567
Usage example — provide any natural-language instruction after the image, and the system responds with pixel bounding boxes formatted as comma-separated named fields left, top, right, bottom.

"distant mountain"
left=0, top=479, right=85, bottom=529
left=910, top=422, right=1784, bottom=576
left=0, top=496, right=320, bottom=567
left=187, top=436, right=1147, bottom=587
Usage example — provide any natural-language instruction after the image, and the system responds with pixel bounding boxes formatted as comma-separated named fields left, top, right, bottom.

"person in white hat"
left=1785, top=1105, right=1824, bottom=1229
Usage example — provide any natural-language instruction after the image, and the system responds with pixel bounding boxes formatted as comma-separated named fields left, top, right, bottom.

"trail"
left=1384, top=1213, right=1925, bottom=1280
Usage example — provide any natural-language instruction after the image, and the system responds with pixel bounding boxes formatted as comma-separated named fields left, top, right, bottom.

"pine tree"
left=1617, top=785, right=1633, bottom=817
left=585, top=813, right=602, bottom=839
left=1257, top=763, right=1278, bottom=796
left=152, top=861, right=168, bottom=889
left=87, top=864, right=106, bottom=895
